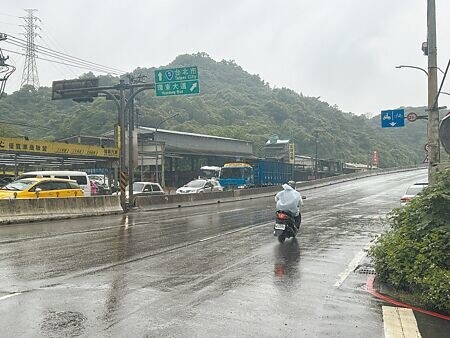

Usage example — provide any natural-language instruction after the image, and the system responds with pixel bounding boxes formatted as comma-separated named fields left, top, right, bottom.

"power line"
left=39, top=27, right=78, bottom=78
left=0, top=12, right=19, bottom=18
left=7, top=34, right=126, bottom=74
left=1, top=13, right=127, bottom=87
left=0, top=33, right=16, bottom=98
left=2, top=48, right=122, bottom=74
left=4, top=40, right=122, bottom=75
left=39, top=36, right=77, bottom=78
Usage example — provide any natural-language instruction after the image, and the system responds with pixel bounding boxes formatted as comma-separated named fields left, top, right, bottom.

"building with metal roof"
left=105, top=127, right=255, bottom=187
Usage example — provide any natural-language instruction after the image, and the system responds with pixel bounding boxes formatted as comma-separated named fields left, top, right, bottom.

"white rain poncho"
left=275, top=184, right=302, bottom=216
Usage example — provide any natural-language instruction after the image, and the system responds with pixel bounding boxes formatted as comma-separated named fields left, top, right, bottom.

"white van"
left=19, top=171, right=91, bottom=197
left=199, top=166, right=221, bottom=179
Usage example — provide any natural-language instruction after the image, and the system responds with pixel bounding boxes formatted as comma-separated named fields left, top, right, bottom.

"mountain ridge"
left=0, top=52, right=431, bottom=167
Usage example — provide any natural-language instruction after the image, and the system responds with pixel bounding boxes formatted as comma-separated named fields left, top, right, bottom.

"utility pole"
left=314, top=130, right=319, bottom=180
left=154, top=113, right=179, bottom=186
left=119, top=79, right=127, bottom=209
left=136, top=109, right=144, bottom=181
left=128, top=84, right=135, bottom=206
left=20, top=9, right=40, bottom=89
left=0, top=33, right=16, bottom=98
left=427, top=0, right=440, bottom=185
left=52, top=78, right=155, bottom=210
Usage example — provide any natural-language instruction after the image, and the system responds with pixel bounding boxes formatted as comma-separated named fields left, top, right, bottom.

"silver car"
left=400, top=182, right=428, bottom=206
left=176, top=179, right=223, bottom=194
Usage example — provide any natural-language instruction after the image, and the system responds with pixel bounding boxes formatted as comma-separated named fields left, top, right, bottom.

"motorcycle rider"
left=275, top=180, right=303, bottom=229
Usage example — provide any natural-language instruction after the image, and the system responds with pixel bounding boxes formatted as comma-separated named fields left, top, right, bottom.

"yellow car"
left=0, top=177, right=84, bottom=199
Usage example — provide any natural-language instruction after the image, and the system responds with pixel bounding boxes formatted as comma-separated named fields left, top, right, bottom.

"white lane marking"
left=334, top=248, right=367, bottom=287
left=0, top=292, right=22, bottom=301
left=382, top=306, right=422, bottom=338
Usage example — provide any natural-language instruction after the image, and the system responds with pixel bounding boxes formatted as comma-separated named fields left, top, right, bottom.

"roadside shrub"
left=369, top=169, right=450, bottom=313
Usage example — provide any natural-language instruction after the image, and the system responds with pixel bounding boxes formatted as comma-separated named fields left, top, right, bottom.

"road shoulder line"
left=334, top=247, right=368, bottom=287
left=0, top=292, right=22, bottom=301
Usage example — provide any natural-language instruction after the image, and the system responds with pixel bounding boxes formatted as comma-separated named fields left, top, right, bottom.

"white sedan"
left=176, top=179, right=223, bottom=194
left=400, top=182, right=428, bottom=206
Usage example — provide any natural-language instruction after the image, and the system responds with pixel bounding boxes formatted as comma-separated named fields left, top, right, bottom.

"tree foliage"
left=0, top=53, right=429, bottom=166
left=369, top=169, right=450, bottom=313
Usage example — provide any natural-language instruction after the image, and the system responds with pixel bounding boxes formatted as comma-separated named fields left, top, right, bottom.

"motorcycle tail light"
left=277, top=212, right=288, bottom=220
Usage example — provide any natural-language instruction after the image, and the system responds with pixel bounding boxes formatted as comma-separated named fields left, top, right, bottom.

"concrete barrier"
left=0, top=196, right=122, bottom=225
left=136, top=191, right=235, bottom=209
left=135, top=166, right=425, bottom=211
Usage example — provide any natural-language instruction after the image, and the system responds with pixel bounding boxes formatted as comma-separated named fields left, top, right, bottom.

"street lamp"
left=395, top=64, right=445, bottom=75
left=395, top=65, right=429, bottom=76
left=395, top=65, right=450, bottom=97
left=154, top=113, right=179, bottom=185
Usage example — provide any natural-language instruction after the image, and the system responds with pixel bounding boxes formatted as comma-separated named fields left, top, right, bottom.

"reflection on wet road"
left=1, top=169, right=446, bottom=337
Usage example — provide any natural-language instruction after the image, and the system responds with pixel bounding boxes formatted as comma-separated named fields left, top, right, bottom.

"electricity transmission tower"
left=20, top=9, right=40, bottom=89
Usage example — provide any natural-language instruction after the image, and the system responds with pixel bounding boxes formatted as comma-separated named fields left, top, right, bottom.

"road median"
left=0, top=196, right=122, bottom=225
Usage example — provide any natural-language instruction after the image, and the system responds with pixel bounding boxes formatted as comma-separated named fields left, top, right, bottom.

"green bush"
left=369, top=169, right=450, bottom=313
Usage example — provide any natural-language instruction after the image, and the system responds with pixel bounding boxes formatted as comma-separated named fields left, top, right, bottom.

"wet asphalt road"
left=0, top=169, right=446, bottom=337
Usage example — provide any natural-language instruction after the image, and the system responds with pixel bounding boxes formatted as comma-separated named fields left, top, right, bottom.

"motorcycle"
left=274, top=210, right=300, bottom=244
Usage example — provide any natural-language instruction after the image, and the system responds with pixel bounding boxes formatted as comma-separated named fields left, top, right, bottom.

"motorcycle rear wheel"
left=278, top=234, right=286, bottom=244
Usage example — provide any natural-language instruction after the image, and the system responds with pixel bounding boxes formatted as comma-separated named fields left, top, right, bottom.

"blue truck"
left=219, top=159, right=293, bottom=190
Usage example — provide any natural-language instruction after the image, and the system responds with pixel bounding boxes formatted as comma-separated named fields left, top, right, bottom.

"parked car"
left=0, top=178, right=84, bottom=199
left=19, top=171, right=92, bottom=196
left=113, top=181, right=165, bottom=204
left=129, top=182, right=165, bottom=197
left=176, top=179, right=223, bottom=194
left=400, top=182, right=428, bottom=206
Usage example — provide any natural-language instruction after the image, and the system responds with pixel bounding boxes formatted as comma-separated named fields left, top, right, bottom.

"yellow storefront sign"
left=0, top=137, right=119, bottom=159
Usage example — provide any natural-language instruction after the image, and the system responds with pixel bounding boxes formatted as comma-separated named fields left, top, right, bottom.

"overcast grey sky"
left=1, top=0, right=449, bottom=116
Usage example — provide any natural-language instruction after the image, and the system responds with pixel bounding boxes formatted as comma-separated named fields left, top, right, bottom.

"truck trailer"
left=219, top=160, right=293, bottom=190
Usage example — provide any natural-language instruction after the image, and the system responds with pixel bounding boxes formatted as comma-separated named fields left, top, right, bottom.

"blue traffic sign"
left=381, top=109, right=405, bottom=128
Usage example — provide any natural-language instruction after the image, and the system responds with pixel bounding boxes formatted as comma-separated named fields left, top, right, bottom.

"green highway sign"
left=155, top=66, right=200, bottom=97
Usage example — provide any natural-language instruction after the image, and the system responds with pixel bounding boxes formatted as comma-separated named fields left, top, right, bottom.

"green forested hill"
left=0, top=52, right=430, bottom=167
